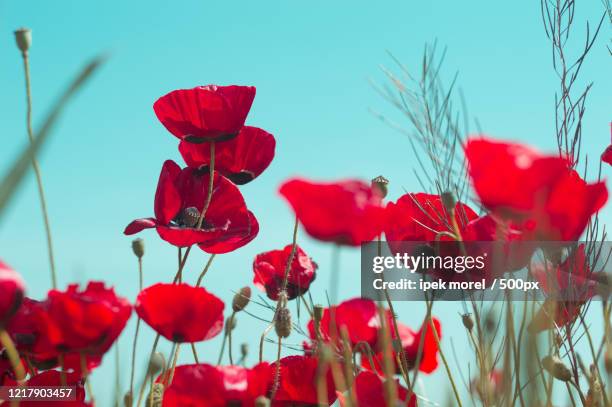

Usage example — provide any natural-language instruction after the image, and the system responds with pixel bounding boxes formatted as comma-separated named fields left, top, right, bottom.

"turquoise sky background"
left=0, top=1, right=610, bottom=405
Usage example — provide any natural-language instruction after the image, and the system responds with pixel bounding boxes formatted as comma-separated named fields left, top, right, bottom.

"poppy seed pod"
left=132, top=238, right=145, bottom=258
left=371, top=175, right=389, bottom=198
left=255, top=396, right=271, bottom=407
left=148, top=352, right=165, bottom=376
left=275, top=307, right=292, bottom=338
left=542, top=355, right=572, bottom=382
left=14, top=28, right=31, bottom=53
left=462, top=314, right=474, bottom=332
left=232, top=286, right=251, bottom=312
left=181, top=207, right=200, bottom=228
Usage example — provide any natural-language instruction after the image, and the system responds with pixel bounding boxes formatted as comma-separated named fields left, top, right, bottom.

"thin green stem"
left=129, top=257, right=144, bottom=402
left=21, top=52, right=57, bottom=289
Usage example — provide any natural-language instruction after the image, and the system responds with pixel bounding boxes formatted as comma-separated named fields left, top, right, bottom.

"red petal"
left=279, top=178, right=385, bottom=246
left=153, top=85, right=255, bottom=142
left=154, top=160, right=183, bottom=224
left=135, top=283, right=224, bottom=343
left=124, top=218, right=157, bottom=235
left=179, top=126, right=276, bottom=184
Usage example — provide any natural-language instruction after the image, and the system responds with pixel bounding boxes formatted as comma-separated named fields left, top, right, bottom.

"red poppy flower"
left=279, top=179, right=386, bottom=246
left=33, top=282, right=131, bottom=356
left=253, top=244, right=317, bottom=300
left=273, top=355, right=336, bottom=406
left=337, top=370, right=417, bottom=407
left=0, top=260, right=25, bottom=327
left=153, top=85, right=256, bottom=143
left=6, top=298, right=103, bottom=376
left=602, top=145, right=612, bottom=166
left=385, top=193, right=478, bottom=243
left=465, top=137, right=607, bottom=241
left=529, top=244, right=596, bottom=333
left=162, top=363, right=271, bottom=406
left=135, top=283, right=224, bottom=343
left=307, top=298, right=381, bottom=348
left=363, top=317, right=441, bottom=375
left=124, top=160, right=259, bottom=253
left=3, top=370, right=86, bottom=406
left=179, top=126, right=275, bottom=185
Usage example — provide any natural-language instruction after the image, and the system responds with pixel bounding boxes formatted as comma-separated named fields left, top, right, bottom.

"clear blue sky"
left=0, top=0, right=610, bottom=405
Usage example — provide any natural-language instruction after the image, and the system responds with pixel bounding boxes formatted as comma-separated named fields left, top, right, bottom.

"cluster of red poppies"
left=0, top=84, right=608, bottom=406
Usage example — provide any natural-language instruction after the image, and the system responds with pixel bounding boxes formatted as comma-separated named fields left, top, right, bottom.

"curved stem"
left=195, top=255, right=216, bottom=287
left=20, top=52, right=57, bottom=289
left=280, top=216, right=299, bottom=293
left=269, top=337, right=283, bottom=401
left=0, top=329, right=25, bottom=382
left=228, top=312, right=236, bottom=365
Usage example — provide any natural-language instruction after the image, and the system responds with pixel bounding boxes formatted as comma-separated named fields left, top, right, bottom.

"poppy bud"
left=440, top=191, right=456, bottom=214
left=232, top=286, right=251, bottom=312
left=181, top=207, right=200, bottom=228
left=371, top=175, right=389, bottom=198
left=145, top=383, right=164, bottom=407
left=240, top=343, right=249, bottom=359
left=255, top=396, right=271, bottom=407
left=14, top=28, right=31, bottom=54
left=148, top=352, right=164, bottom=376
left=542, top=355, right=572, bottom=382
left=275, top=307, right=292, bottom=338
left=462, top=314, right=474, bottom=332
left=123, top=391, right=133, bottom=407
left=484, top=313, right=496, bottom=333
left=132, top=238, right=145, bottom=258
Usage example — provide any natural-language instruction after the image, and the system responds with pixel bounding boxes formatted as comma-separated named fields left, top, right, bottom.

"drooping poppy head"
left=124, top=160, right=259, bottom=253
left=162, top=363, right=271, bottom=406
left=179, top=126, right=276, bottom=185
left=253, top=244, right=317, bottom=301
left=33, top=282, right=132, bottom=356
left=279, top=178, right=386, bottom=246
left=465, top=137, right=607, bottom=241
left=153, top=85, right=256, bottom=143
left=308, top=298, right=381, bottom=348
left=135, top=283, right=224, bottom=343
left=273, top=355, right=337, bottom=406
left=0, top=260, right=25, bottom=327
left=337, top=370, right=417, bottom=407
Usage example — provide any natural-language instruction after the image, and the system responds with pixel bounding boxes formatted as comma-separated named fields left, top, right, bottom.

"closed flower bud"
left=275, top=307, right=292, bottom=338
left=240, top=343, right=249, bottom=359
left=440, top=191, right=456, bottom=213
left=123, top=391, right=133, bottom=407
left=462, top=314, right=474, bottom=332
left=146, top=383, right=164, bottom=407
left=132, top=238, right=145, bottom=258
left=148, top=352, right=164, bottom=376
left=255, top=396, right=271, bottom=407
left=542, top=355, right=572, bottom=382
left=181, top=207, right=200, bottom=228
left=232, top=286, right=251, bottom=312
left=371, top=175, right=389, bottom=198
left=14, top=28, right=31, bottom=54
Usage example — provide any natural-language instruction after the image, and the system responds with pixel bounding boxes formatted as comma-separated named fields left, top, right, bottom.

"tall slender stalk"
left=17, top=41, right=57, bottom=289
